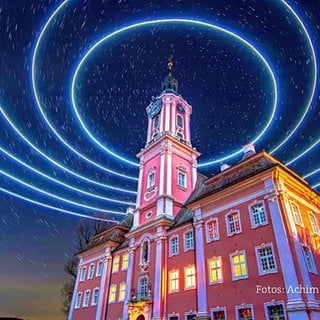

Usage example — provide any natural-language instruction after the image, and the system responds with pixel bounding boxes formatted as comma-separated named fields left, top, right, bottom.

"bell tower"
left=132, top=56, right=200, bottom=229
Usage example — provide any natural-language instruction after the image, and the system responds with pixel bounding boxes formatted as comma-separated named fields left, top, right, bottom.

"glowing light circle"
left=71, top=18, right=278, bottom=167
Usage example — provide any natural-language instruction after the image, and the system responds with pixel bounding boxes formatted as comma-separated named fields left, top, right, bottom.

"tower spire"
left=162, top=55, right=178, bottom=92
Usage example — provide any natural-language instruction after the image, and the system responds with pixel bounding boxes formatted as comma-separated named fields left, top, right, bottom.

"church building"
left=68, top=57, right=320, bottom=320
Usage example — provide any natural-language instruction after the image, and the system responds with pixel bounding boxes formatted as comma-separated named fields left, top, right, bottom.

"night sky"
left=0, top=0, right=319, bottom=319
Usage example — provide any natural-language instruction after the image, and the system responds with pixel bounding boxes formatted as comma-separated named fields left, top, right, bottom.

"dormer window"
left=177, top=114, right=183, bottom=128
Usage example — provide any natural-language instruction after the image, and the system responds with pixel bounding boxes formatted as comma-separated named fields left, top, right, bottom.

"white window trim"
left=290, top=201, right=304, bottom=226
left=249, top=201, right=268, bottom=229
left=308, top=211, right=320, bottom=235
left=140, top=238, right=151, bottom=264
left=184, top=265, right=196, bottom=290
left=80, top=266, right=86, bottom=282
left=121, top=253, right=129, bottom=271
left=229, top=250, right=249, bottom=281
left=205, top=217, right=220, bottom=243
left=211, top=307, right=227, bottom=320
left=96, top=260, right=103, bottom=277
left=255, top=242, right=278, bottom=275
left=87, top=263, right=95, bottom=279
left=75, top=292, right=82, bottom=309
left=225, top=210, right=242, bottom=236
left=184, top=230, right=194, bottom=252
left=169, top=235, right=179, bottom=257
left=168, top=269, right=179, bottom=293
left=168, top=313, right=180, bottom=320
left=109, top=284, right=117, bottom=303
left=302, top=243, right=317, bottom=274
left=147, top=168, right=156, bottom=189
left=264, top=301, right=287, bottom=320
left=83, top=290, right=90, bottom=307
left=177, top=170, right=187, bottom=189
left=91, top=287, right=99, bottom=306
left=185, top=311, right=197, bottom=320
left=235, top=304, right=254, bottom=320
left=138, top=275, right=149, bottom=298
left=207, top=256, right=223, bottom=285
left=118, top=282, right=126, bottom=302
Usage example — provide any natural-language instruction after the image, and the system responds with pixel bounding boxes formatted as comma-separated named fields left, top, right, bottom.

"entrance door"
left=136, top=314, right=145, bottom=320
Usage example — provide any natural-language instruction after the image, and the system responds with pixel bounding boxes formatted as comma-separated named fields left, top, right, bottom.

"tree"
left=61, top=216, right=114, bottom=317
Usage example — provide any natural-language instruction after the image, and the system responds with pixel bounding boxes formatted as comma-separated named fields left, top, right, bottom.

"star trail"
left=0, top=0, right=319, bottom=319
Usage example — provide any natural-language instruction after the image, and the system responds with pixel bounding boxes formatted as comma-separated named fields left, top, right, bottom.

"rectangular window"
left=83, top=290, right=90, bottom=307
left=237, top=306, right=253, bottom=320
left=148, top=171, right=155, bottom=188
left=169, top=316, right=179, bottom=320
left=139, top=277, right=148, bottom=299
left=112, top=256, right=120, bottom=273
left=122, top=253, right=129, bottom=270
left=206, top=218, right=219, bottom=242
left=266, top=303, right=285, bottom=320
left=75, top=292, right=82, bottom=309
left=178, top=171, right=186, bottom=188
left=88, top=264, right=95, bottom=279
left=80, top=267, right=86, bottom=281
left=185, top=265, right=196, bottom=289
left=212, top=309, right=226, bottom=320
left=309, top=212, right=320, bottom=234
left=227, top=211, right=242, bottom=235
left=184, top=231, right=194, bottom=251
left=208, top=257, right=223, bottom=284
left=302, top=246, right=317, bottom=273
left=119, top=282, right=126, bottom=301
left=256, top=244, right=277, bottom=274
left=230, top=251, right=248, bottom=280
left=250, top=202, right=267, bottom=227
left=96, top=261, right=103, bottom=277
left=291, top=202, right=303, bottom=225
left=109, top=284, right=117, bottom=303
left=169, top=269, right=179, bottom=293
left=170, top=236, right=179, bottom=256
left=91, top=288, right=99, bottom=306
left=186, top=314, right=197, bottom=320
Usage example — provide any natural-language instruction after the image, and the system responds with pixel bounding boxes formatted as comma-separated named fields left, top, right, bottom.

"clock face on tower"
left=148, top=98, right=162, bottom=118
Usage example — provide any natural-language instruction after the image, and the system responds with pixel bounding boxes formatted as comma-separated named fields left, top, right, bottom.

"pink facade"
left=69, top=59, right=320, bottom=320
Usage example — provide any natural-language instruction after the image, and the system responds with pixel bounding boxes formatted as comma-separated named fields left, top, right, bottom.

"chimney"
left=242, top=143, right=256, bottom=160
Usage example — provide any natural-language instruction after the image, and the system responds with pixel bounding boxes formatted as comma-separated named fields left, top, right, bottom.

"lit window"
left=236, top=305, right=253, bottom=320
left=91, top=288, right=99, bottom=306
left=112, top=256, right=119, bottom=273
left=96, top=261, right=103, bottom=277
left=265, top=303, right=285, bottom=320
left=88, top=264, right=95, bottom=279
left=206, top=218, right=219, bottom=242
left=184, top=231, right=194, bottom=251
left=212, top=307, right=226, bottom=320
left=230, top=251, right=248, bottom=280
left=109, top=284, right=117, bottom=303
left=83, top=290, right=90, bottom=307
left=184, top=265, right=196, bottom=289
left=177, top=115, right=183, bottom=128
left=250, top=202, right=267, bottom=228
left=226, top=211, right=242, bottom=236
left=302, top=245, right=317, bottom=273
left=147, top=169, right=155, bottom=188
left=122, top=253, right=129, bottom=270
left=75, top=292, right=82, bottom=309
left=80, top=267, right=86, bottom=281
left=256, top=244, right=277, bottom=274
left=119, top=282, right=126, bottom=301
left=169, top=269, right=179, bottom=293
left=170, top=236, right=179, bottom=256
left=308, top=212, right=320, bottom=234
left=290, top=202, right=303, bottom=225
left=139, top=277, right=149, bottom=299
left=178, top=171, right=187, bottom=188
left=208, top=256, right=223, bottom=284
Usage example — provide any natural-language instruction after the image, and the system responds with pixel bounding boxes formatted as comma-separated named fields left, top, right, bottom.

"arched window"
left=154, top=115, right=160, bottom=129
left=142, top=240, right=149, bottom=263
left=147, top=168, right=155, bottom=189
left=177, top=114, right=183, bottom=128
